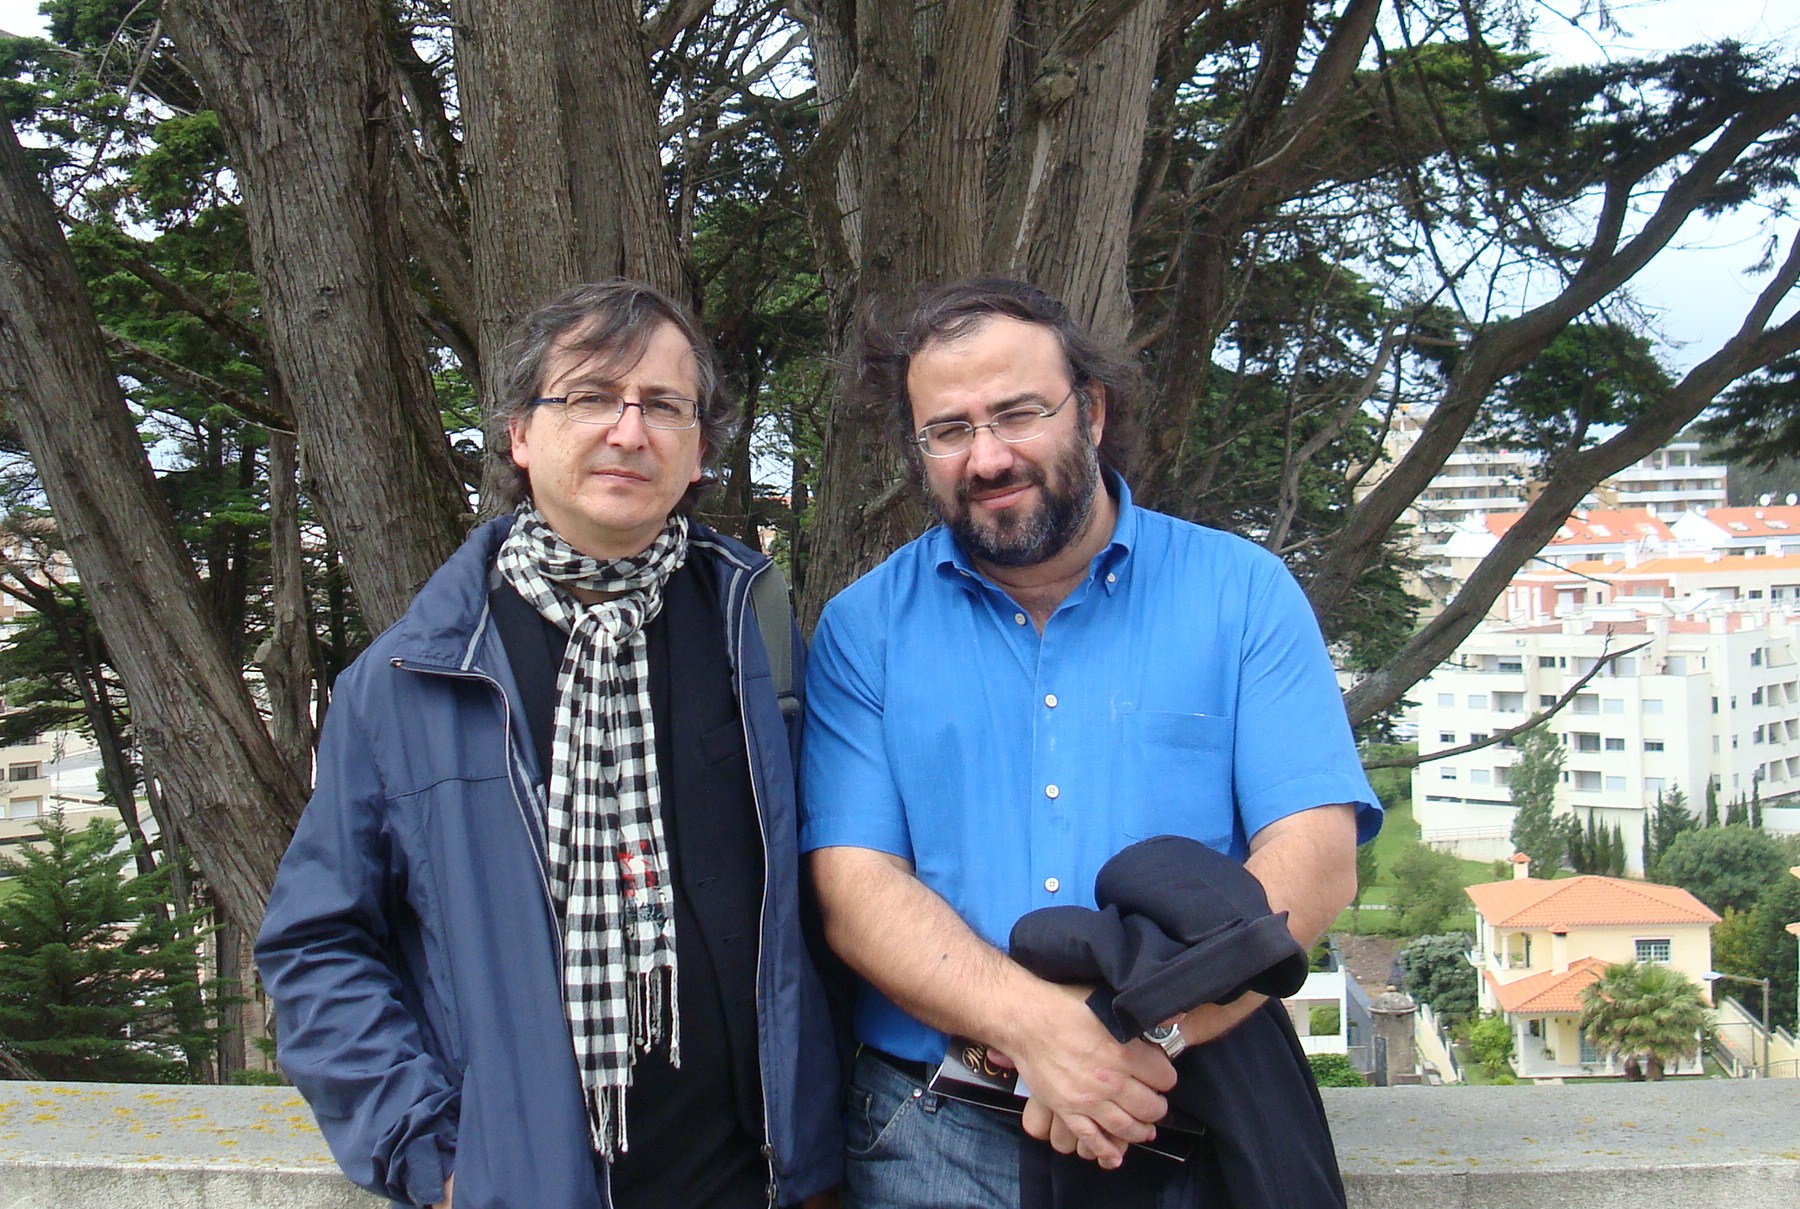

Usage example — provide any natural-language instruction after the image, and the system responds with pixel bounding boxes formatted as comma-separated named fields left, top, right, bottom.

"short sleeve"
left=799, top=597, right=914, bottom=859
left=1230, top=555, right=1383, bottom=845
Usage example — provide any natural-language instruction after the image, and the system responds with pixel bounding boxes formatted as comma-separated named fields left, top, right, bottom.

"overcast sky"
left=2, top=0, right=1795, bottom=372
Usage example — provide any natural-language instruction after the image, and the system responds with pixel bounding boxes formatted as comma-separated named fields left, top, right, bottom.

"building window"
left=1753, top=687, right=1764, bottom=705
left=1439, top=732, right=1456, bottom=744
left=7, top=763, right=39, bottom=782
left=1539, top=655, right=1559, bottom=668
left=1470, top=769, right=1490, bottom=785
left=1644, top=739, right=1665, bottom=752
left=1712, top=697, right=1720, bottom=714
left=1644, top=699, right=1663, bottom=715
left=1440, top=767, right=1458, bottom=781
left=1467, top=694, right=1490, bottom=710
left=1438, top=693, right=1455, bottom=708
left=1573, top=694, right=1599, bottom=715
left=1635, top=939, right=1672, bottom=965
left=1605, top=775, right=1627, bottom=792
left=1752, top=648, right=1765, bottom=665
left=1605, top=737, right=1625, bottom=752
left=1575, top=733, right=1602, bottom=753
left=1603, top=698, right=1625, bottom=715
left=1495, top=692, right=1524, bottom=713
left=1646, top=777, right=1665, bottom=795
left=7, top=796, right=41, bottom=820
left=1540, top=694, right=1558, bottom=707
left=1573, top=770, right=1602, bottom=791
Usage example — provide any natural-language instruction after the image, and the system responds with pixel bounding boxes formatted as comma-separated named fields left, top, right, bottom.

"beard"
left=932, top=432, right=1101, bottom=568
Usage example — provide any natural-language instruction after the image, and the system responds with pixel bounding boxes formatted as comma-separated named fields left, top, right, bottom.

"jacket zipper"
left=726, top=554, right=781, bottom=1209
left=388, top=657, right=606, bottom=1207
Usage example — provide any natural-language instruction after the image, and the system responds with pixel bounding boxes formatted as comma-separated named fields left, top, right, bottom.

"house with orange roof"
left=1467, top=870, right=1719, bottom=1079
left=1671, top=504, right=1800, bottom=558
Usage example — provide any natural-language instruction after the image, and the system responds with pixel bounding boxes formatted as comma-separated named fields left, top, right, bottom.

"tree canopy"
left=1579, top=961, right=1710, bottom=1081
left=1655, top=825, right=1796, bottom=916
left=3, top=0, right=1799, bottom=929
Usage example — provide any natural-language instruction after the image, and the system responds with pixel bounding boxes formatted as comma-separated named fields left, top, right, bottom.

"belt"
left=866, top=1046, right=937, bottom=1086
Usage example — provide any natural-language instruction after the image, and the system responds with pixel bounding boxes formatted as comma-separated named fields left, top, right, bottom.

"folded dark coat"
left=1009, top=835, right=1347, bottom=1209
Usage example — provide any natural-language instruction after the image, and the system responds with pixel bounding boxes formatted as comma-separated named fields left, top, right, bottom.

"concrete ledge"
left=2, top=1079, right=1797, bottom=1207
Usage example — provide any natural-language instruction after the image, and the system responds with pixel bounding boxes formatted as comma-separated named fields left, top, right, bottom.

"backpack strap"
left=749, top=561, right=800, bottom=721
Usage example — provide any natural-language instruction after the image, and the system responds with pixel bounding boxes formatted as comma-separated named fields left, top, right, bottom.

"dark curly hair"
left=857, top=276, right=1143, bottom=487
left=487, top=279, right=738, bottom=515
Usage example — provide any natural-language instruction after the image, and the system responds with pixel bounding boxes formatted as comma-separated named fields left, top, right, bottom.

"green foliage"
left=0, top=813, right=218, bottom=1081
left=1711, top=875, right=1800, bottom=1031
left=1308, top=1004, right=1342, bottom=1036
left=1477, top=323, right=1672, bottom=476
left=1655, top=825, right=1794, bottom=915
left=1643, top=785, right=1696, bottom=882
left=1351, top=842, right=1379, bottom=925
left=1387, top=844, right=1467, bottom=936
left=1306, top=1053, right=1365, bottom=1088
left=1579, top=962, right=1710, bottom=1080
left=1566, top=811, right=1624, bottom=876
left=1465, top=1014, right=1514, bottom=1078
left=1397, top=932, right=1479, bottom=1025
left=1508, top=728, right=1565, bottom=876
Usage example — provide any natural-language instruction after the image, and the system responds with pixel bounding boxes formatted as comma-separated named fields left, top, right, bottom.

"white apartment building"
left=1412, top=604, right=1800, bottom=872
left=1374, top=420, right=1726, bottom=563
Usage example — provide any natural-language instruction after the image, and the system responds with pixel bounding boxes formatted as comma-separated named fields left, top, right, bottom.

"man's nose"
left=963, top=424, right=1015, bottom=477
left=605, top=400, right=651, bottom=445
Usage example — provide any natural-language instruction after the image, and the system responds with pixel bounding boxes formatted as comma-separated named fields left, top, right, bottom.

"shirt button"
left=1106, top=572, right=1117, bottom=584
left=1014, top=612, right=1027, bottom=625
left=1044, top=877, right=1061, bottom=893
left=1044, top=693, right=1058, bottom=708
left=1045, top=784, right=1060, bottom=799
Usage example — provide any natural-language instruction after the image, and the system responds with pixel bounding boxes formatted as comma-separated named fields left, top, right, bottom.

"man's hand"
left=431, top=1172, right=453, bottom=1209
left=999, top=983, right=1174, bottom=1169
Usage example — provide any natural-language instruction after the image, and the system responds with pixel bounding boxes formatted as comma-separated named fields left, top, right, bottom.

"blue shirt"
left=800, top=479, right=1382, bottom=1062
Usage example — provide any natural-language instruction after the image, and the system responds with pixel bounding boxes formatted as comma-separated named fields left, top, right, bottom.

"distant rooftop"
left=1466, top=875, right=1721, bottom=929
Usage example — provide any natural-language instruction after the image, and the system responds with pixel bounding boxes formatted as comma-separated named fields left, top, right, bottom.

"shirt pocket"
left=1120, top=710, right=1236, bottom=852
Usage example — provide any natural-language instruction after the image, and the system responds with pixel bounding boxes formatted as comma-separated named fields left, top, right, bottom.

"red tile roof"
left=1488, top=510, right=1673, bottom=546
left=1486, top=956, right=1612, bottom=1014
left=1696, top=506, right=1800, bottom=537
left=1465, top=876, right=1720, bottom=928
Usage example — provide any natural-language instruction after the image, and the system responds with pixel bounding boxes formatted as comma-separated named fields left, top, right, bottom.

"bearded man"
left=800, top=277, right=1379, bottom=1207
left=257, top=280, right=840, bottom=1209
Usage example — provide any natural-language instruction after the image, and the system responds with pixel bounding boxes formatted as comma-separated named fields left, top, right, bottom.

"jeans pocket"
left=845, top=1072, right=916, bottom=1160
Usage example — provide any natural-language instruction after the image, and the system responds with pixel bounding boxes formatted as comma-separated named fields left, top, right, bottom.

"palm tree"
left=1579, top=962, right=1711, bottom=1081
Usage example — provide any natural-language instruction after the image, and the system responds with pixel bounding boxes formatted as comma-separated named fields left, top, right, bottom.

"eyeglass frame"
left=911, top=385, right=1082, bottom=458
left=528, top=389, right=703, bottom=430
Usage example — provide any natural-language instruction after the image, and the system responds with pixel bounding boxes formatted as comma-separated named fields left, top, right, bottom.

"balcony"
left=4, top=1080, right=1796, bottom=1208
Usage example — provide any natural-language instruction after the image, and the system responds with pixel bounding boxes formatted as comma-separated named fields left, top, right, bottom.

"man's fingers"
left=1121, top=1042, right=1179, bottom=1092
left=1021, top=1097, right=1053, bottom=1141
left=1055, top=1113, right=1126, bottom=1168
left=1086, top=1094, right=1162, bottom=1145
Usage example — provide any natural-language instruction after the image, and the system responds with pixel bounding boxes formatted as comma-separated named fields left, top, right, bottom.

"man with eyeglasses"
left=800, top=278, right=1380, bottom=1207
left=256, top=280, right=841, bottom=1209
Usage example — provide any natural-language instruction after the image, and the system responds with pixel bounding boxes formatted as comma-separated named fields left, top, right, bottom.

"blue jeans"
left=843, top=1048, right=1023, bottom=1209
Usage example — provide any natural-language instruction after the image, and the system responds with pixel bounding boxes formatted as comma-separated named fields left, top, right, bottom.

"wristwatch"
left=1141, top=1018, right=1188, bottom=1059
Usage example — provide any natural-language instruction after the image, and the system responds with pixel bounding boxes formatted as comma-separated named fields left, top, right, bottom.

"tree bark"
left=450, top=0, right=686, bottom=510
left=162, top=0, right=467, bottom=631
left=0, top=114, right=306, bottom=933
left=259, top=432, right=316, bottom=787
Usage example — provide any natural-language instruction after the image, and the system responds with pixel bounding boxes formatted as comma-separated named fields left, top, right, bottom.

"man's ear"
left=507, top=414, right=531, bottom=470
left=1085, top=383, right=1107, bottom=448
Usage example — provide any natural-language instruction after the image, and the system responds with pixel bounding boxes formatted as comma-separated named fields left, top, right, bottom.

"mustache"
left=955, top=464, right=1046, bottom=505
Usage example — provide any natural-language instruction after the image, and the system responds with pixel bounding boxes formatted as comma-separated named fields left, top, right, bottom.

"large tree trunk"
left=163, top=0, right=467, bottom=631
left=450, top=0, right=686, bottom=510
left=0, top=116, right=307, bottom=932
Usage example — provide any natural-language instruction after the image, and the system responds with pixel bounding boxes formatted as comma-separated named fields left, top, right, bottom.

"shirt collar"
left=931, top=472, right=1137, bottom=595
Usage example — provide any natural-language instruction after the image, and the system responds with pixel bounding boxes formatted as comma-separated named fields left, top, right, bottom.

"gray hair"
left=488, top=279, right=738, bottom=514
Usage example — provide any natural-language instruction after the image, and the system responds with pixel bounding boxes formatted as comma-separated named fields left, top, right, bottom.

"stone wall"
left=3, top=1079, right=1797, bottom=1208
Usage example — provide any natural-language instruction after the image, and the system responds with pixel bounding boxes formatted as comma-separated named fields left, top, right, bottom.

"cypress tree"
left=0, top=813, right=218, bottom=1081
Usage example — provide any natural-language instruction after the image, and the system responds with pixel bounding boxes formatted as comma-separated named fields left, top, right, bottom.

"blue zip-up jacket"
left=255, top=517, right=843, bottom=1208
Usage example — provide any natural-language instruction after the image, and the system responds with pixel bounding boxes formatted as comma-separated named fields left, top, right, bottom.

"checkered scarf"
left=494, top=503, right=689, bottom=1159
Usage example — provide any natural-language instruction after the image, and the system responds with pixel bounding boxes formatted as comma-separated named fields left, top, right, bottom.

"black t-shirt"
left=491, top=558, right=767, bottom=1209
